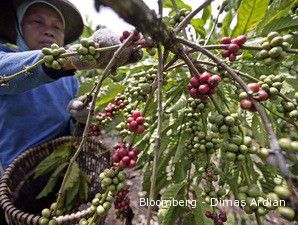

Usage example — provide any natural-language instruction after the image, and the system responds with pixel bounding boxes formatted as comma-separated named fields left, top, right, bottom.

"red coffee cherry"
left=258, top=90, right=269, bottom=101
left=240, top=99, right=253, bottom=109
left=232, top=35, right=247, bottom=46
left=190, top=76, right=200, bottom=87
left=199, top=72, right=211, bottom=83
left=229, top=53, right=237, bottom=62
left=221, top=50, right=230, bottom=58
left=248, top=83, right=260, bottom=92
left=228, top=43, right=240, bottom=53
left=198, top=84, right=210, bottom=94
left=220, top=37, right=232, bottom=44
left=204, top=211, right=213, bottom=218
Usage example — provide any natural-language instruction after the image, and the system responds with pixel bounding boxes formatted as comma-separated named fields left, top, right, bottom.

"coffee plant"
left=2, top=0, right=298, bottom=224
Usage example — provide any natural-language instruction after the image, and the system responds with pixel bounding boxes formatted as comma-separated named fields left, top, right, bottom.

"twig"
left=0, top=59, right=44, bottom=84
left=210, top=95, right=222, bottom=113
left=55, top=31, right=137, bottom=210
left=261, top=103, right=298, bottom=130
left=174, top=0, right=214, bottom=34
left=176, top=37, right=290, bottom=179
left=146, top=45, right=164, bottom=225
left=197, top=1, right=225, bottom=59
left=158, top=0, right=163, bottom=16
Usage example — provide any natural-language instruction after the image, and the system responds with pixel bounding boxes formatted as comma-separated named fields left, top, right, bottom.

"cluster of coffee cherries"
left=95, top=94, right=128, bottom=126
left=124, top=72, right=155, bottom=102
left=209, top=112, right=241, bottom=135
left=127, top=110, right=146, bottom=134
left=114, top=188, right=130, bottom=220
left=258, top=74, right=284, bottom=99
left=221, top=135, right=255, bottom=161
left=276, top=93, right=298, bottom=119
left=112, top=143, right=140, bottom=169
left=120, top=31, right=141, bottom=44
left=88, top=124, right=101, bottom=136
left=169, top=8, right=190, bottom=27
left=257, top=32, right=293, bottom=65
left=186, top=132, right=220, bottom=154
left=237, top=184, right=269, bottom=216
left=279, top=137, right=298, bottom=153
left=89, top=192, right=113, bottom=218
left=272, top=183, right=295, bottom=221
left=39, top=203, right=61, bottom=225
left=219, top=35, right=247, bottom=62
left=187, top=72, right=221, bottom=102
left=99, top=168, right=126, bottom=194
left=239, top=83, right=269, bottom=112
left=204, top=211, right=227, bottom=225
left=42, top=44, right=66, bottom=70
left=77, top=38, right=101, bottom=65
left=200, top=166, right=227, bottom=204
left=187, top=97, right=209, bottom=113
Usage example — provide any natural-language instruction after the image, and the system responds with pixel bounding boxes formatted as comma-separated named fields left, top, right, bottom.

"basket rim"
left=0, top=136, right=110, bottom=223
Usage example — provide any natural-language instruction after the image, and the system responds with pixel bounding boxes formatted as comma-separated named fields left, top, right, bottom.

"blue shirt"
left=0, top=42, right=78, bottom=168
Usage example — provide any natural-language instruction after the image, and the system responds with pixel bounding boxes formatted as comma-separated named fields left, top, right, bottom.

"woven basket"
left=0, top=136, right=111, bottom=225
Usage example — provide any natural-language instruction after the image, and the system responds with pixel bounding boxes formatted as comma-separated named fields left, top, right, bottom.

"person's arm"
left=0, top=47, right=75, bottom=95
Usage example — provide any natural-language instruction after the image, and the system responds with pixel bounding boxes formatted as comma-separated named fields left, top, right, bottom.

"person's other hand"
left=67, top=95, right=90, bottom=123
left=70, top=29, right=143, bottom=70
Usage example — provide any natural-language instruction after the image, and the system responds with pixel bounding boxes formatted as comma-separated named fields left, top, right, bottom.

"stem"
left=210, top=95, right=222, bottom=113
left=255, top=214, right=262, bottom=225
left=88, top=213, right=98, bottom=225
left=0, top=59, right=44, bottom=84
left=158, top=0, right=163, bottom=16
left=174, top=0, right=214, bottom=34
left=186, top=168, right=191, bottom=200
left=197, top=1, right=225, bottom=59
left=146, top=45, right=164, bottom=225
left=177, top=37, right=289, bottom=179
left=55, top=31, right=137, bottom=211
left=261, top=103, right=298, bottom=130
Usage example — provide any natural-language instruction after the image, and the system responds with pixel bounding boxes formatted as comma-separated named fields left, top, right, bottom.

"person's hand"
left=69, top=29, right=143, bottom=70
left=67, top=95, right=90, bottom=123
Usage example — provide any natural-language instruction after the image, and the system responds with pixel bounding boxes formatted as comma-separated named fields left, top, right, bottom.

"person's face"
left=21, top=4, right=65, bottom=49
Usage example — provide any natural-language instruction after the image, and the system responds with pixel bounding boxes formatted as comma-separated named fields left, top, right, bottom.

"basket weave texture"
left=0, top=136, right=111, bottom=225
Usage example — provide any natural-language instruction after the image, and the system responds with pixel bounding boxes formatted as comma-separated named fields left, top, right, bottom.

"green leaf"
left=79, top=170, right=90, bottom=201
left=222, top=11, right=233, bottom=37
left=192, top=198, right=213, bottom=225
left=191, top=19, right=206, bottom=39
left=36, top=162, right=68, bottom=199
left=165, top=94, right=186, bottom=113
left=63, top=162, right=80, bottom=191
left=192, top=188, right=213, bottom=225
left=251, top=114, right=268, bottom=146
left=201, top=5, right=211, bottom=23
left=232, top=0, right=270, bottom=37
left=257, top=0, right=296, bottom=33
left=161, top=181, right=187, bottom=225
left=96, top=82, right=125, bottom=107
left=65, top=178, right=80, bottom=207
left=261, top=15, right=298, bottom=36
left=174, top=131, right=188, bottom=163
left=161, top=181, right=187, bottom=201
left=162, top=205, right=187, bottom=225
left=34, top=143, right=71, bottom=178
left=163, top=0, right=192, bottom=11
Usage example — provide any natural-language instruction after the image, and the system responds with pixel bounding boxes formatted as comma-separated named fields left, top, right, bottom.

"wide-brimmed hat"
left=0, top=0, right=84, bottom=44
